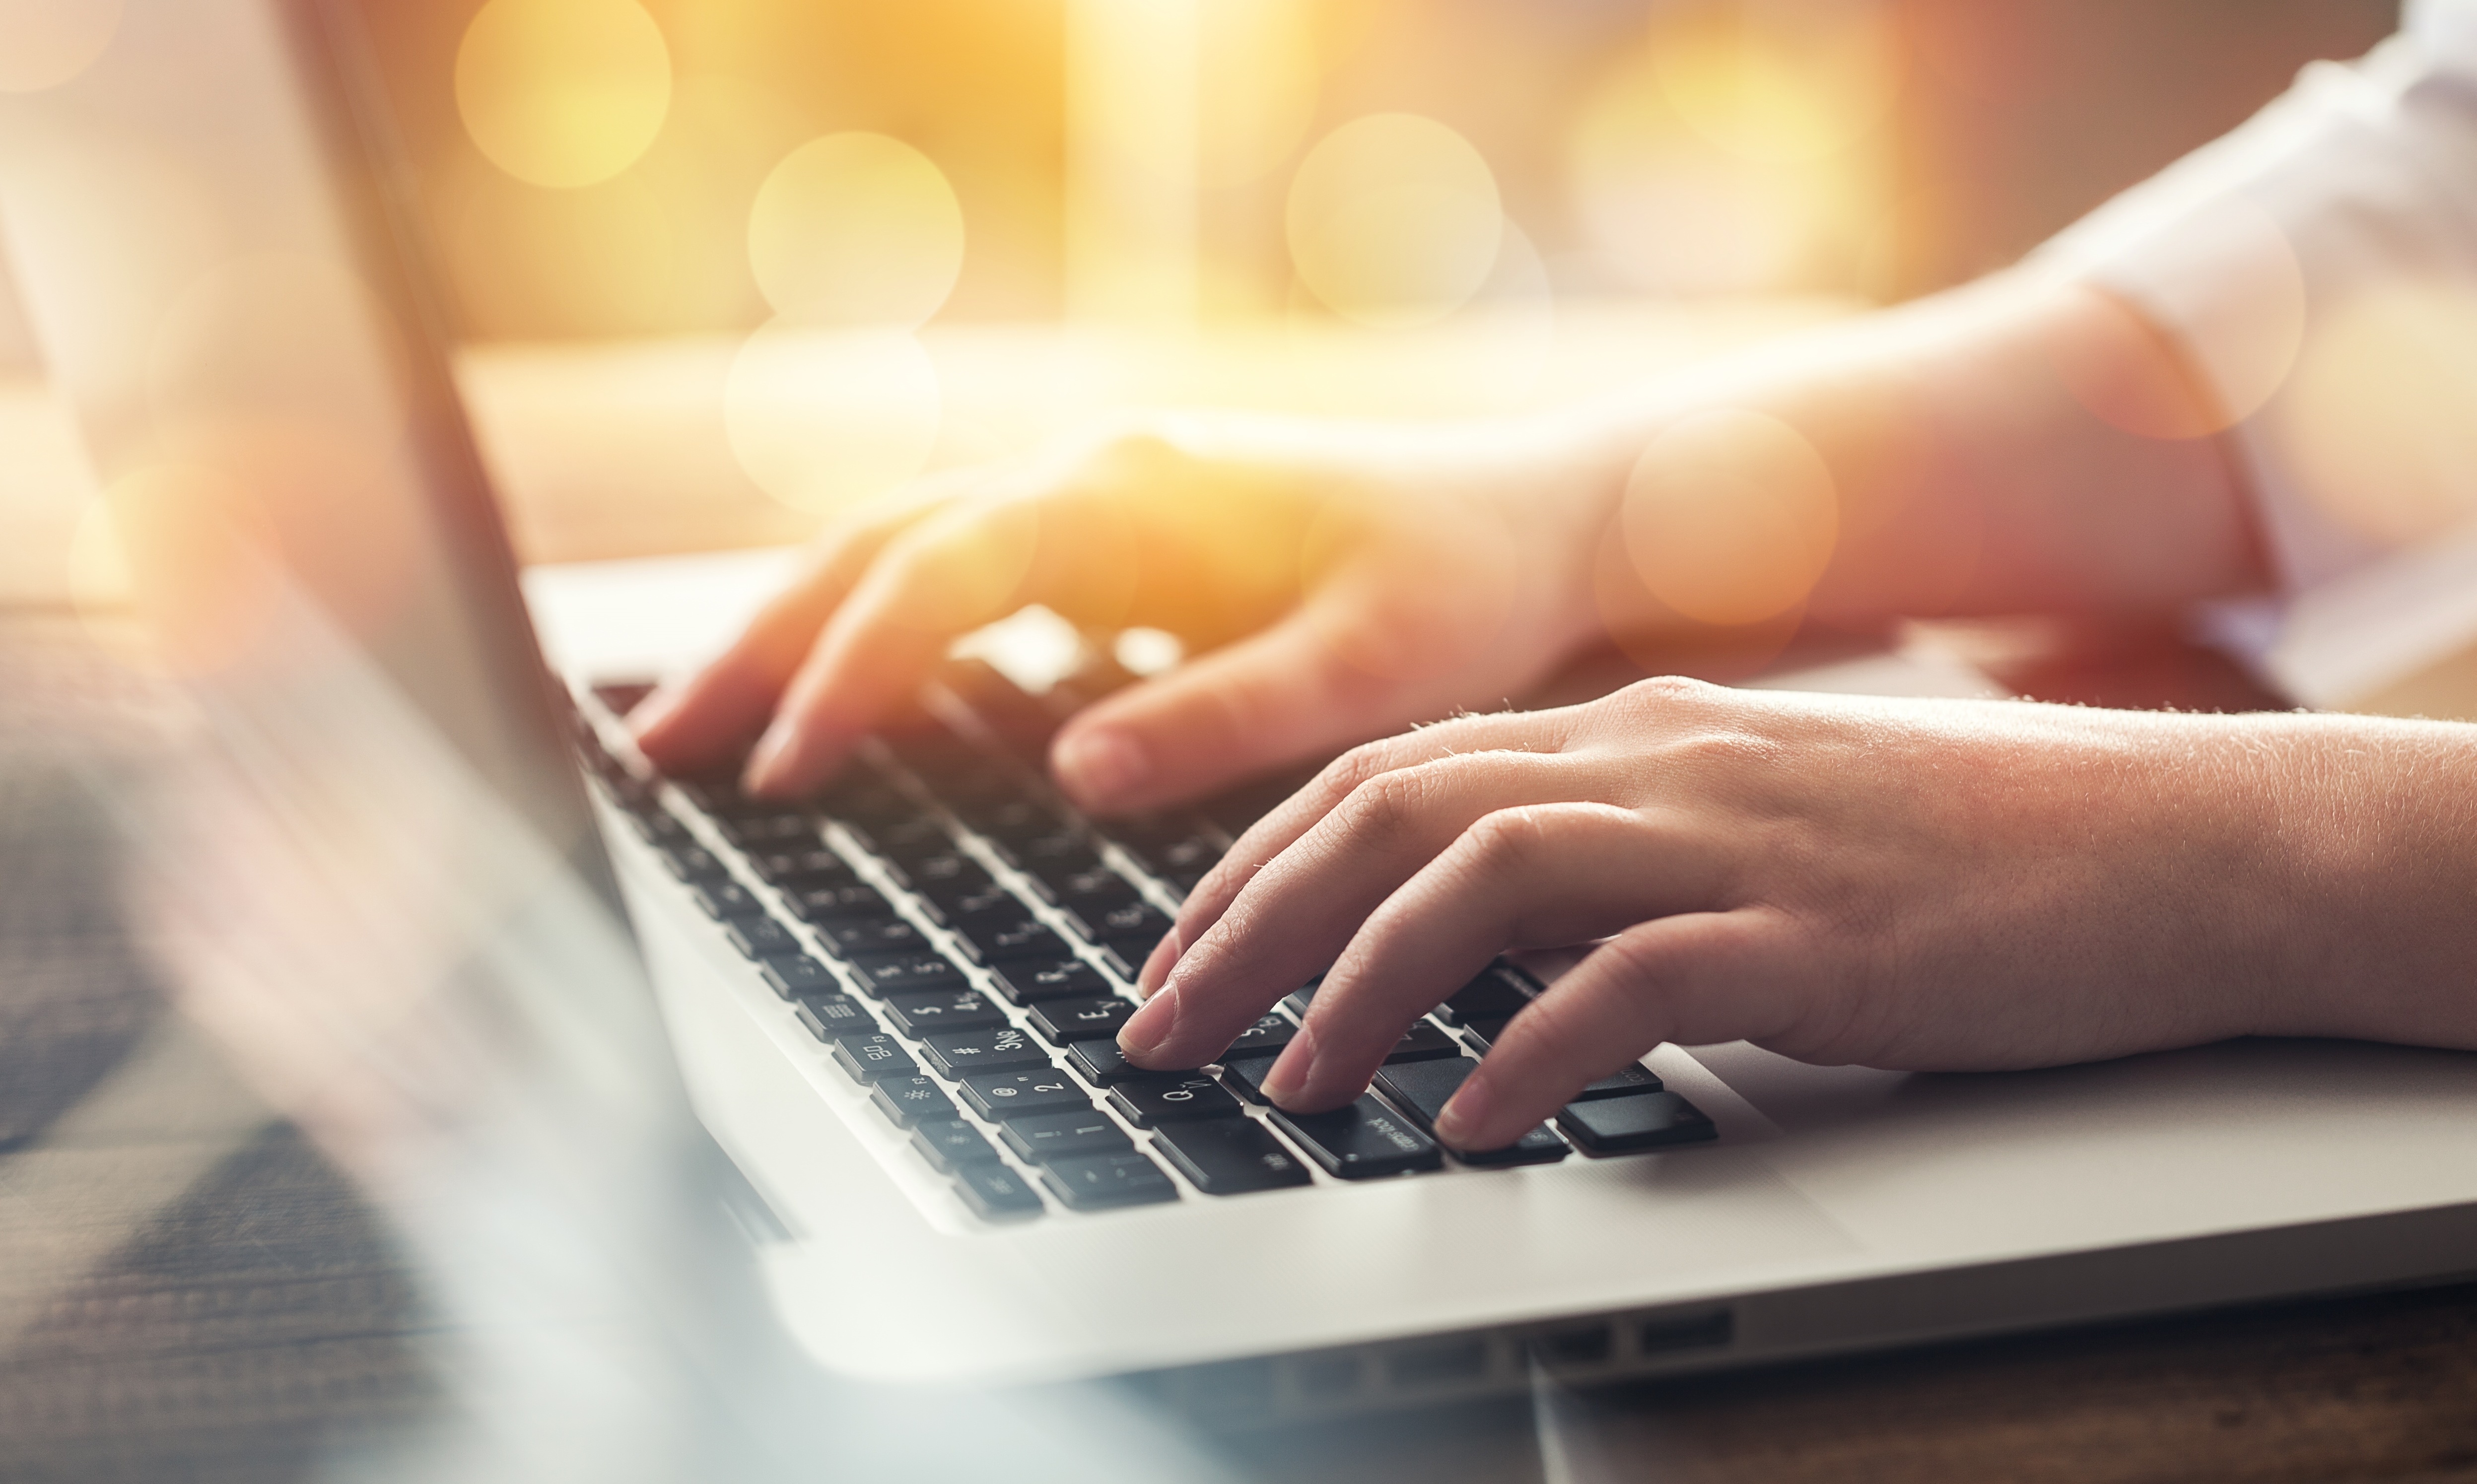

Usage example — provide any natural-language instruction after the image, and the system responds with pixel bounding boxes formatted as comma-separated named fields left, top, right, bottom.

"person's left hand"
left=1114, top=676, right=2339, bottom=1152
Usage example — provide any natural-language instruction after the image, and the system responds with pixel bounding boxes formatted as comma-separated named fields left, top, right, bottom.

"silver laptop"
left=8, top=0, right=2477, bottom=1434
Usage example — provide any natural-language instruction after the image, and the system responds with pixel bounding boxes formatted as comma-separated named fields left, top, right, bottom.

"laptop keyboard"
left=565, top=663, right=1714, bottom=1224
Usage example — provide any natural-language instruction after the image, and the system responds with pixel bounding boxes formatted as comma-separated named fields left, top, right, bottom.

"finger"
left=1119, top=748, right=1596, bottom=1070
left=1263, top=804, right=1728, bottom=1117
left=1149, top=704, right=1583, bottom=991
left=1047, top=594, right=1483, bottom=815
left=1433, top=909, right=1810, bottom=1150
left=743, top=496, right=1045, bottom=795
left=630, top=485, right=951, bottom=773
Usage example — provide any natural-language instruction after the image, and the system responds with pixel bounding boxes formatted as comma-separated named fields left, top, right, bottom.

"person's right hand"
left=630, top=415, right=1611, bottom=813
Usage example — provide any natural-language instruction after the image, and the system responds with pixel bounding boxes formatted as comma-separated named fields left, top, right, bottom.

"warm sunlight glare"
left=457, top=0, right=672, bottom=190
left=724, top=323, right=941, bottom=514
left=1286, top=113, right=1503, bottom=329
left=1653, top=0, right=1899, bottom=165
left=747, top=132, right=966, bottom=328
left=1622, top=408, right=1839, bottom=625
left=2278, top=282, right=2477, bottom=547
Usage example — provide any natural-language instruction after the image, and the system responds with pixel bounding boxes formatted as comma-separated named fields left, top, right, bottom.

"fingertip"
left=1117, top=981, right=1179, bottom=1064
left=741, top=716, right=853, bottom=799
left=1136, top=926, right=1183, bottom=996
left=1432, top=1071, right=1495, bottom=1148
left=1051, top=725, right=1150, bottom=813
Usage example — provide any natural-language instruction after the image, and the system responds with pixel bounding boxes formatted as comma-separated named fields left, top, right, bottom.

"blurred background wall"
left=347, top=0, right=2399, bottom=342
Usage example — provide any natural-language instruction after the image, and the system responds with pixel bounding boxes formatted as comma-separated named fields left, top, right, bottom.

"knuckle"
left=1337, top=769, right=1431, bottom=842
left=1459, top=806, right=1554, bottom=872
left=1618, top=674, right=1718, bottom=714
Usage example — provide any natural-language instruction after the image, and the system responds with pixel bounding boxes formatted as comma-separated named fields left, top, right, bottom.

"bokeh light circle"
left=747, top=133, right=965, bottom=328
left=456, top=0, right=672, bottom=190
left=1622, top=409, right=1839, bottom=626
left=1286, top=113, right=1503, bottom=329
left=1653, top=5, right=1899, bottom=165
left=0, top=0, right=121, bottom=92
left=724, top=320, right=942, bottom=515
left=2278, top=283, right=2477, bottom=547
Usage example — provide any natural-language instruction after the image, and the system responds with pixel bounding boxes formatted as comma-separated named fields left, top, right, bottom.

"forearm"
left=1552, top=277, right=2266, bottom=643
left=2246, top=710, right=2477, bottom=1052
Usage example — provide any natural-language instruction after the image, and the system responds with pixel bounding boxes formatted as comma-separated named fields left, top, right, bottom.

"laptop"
left=7, top=0, right=2477, bottom=1434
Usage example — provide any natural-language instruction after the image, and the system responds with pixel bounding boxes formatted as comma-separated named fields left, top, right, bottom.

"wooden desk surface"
left=4, top=614, right=2474, bottom=1482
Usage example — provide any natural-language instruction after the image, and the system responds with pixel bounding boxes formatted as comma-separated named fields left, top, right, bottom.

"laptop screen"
left=0, top=0, right=599, bottom=874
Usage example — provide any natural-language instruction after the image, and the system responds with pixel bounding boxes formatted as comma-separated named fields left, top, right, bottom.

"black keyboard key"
left=1027, top=995, right=1135, bottom=1045
left=795, top=992, right=875, bottom=1041
left=1556, top=1091, right=1717, bottom=1154
left=987, top=957, right=1111, bottom=1006
left=881, top=988, right=1007, bottom=1037
left=690, top=880, right=767, bottom=920
left=654, top=843, right=729, bottom=882
left=1108, top=1073, right=1243, bottom=1128
left=1440, top=965, right=1534, bottom=1025
left=1384, top=1020, right=1462, bottom=1063
left=1040, top=1151, right=1178, bottom=1210
left=871, top=1075, right=958, bottom=1129
left=1217, top=1053, right=1281, bottom=1105
left=725, top=917, right=800, bottom=959
left=1221, top=1012, right=1297, bottom=1058
left=624, top=808, right=690, bottom=844
left=919, top=1024, right=1051, bottom=1078
left=783, top=881, right=894, bottom=923
left=846, top=951, right=970, bottom=998
left=1025, top=861, right=1138, bottom=910
left=1574, top=1064, right=1664, bottom=1101
left=1372, top=1057, right=1568, bottom=1166
left=949, top=912, right=1072, bottom=964
left=814, top=777, right=919, bottom=829
left=997, top=1108, right=1133, bottom=1164
left=937, top=878, right=1020, bottom=918
left=760, top=954, right=839, bottom=1000
left=714, top=812, right=823, bottom=848
left=1456, top=1126, right=1571, bottom=1167
left=847, top=811, right=954, bottom=863
left=831, top=1033, right=915, bottom=1084
left=746, top=846, right=854, bottom=885
left=1150, top=1118, right=1312, bottom=1196
left=910, top=1118, right=1001, bottom=1174
left=988, top=825, right=1101, bottom=876
left=1106, top=818, right=1223, bottom=880
left=815, top=915, right=933, bottom=957
left=1267, top=1097, right=1442, bottom=1180
left=1282, top=983, right=1322, bottom=1017
left=954, top=1161, right=1044, bottom=1220
left=1061, top=897, right=1173, bottom=947
left=957, top=794, right=1065, bottom=841
left=957, top=1068, right=1091, bottom=1120
left=890, top=849, right=994, bottom=905
left=1063, top=1038, right=1172, bottom=1086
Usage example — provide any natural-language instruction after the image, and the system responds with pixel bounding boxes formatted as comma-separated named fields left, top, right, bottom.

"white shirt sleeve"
left=2030, top=0, right=2477, bottom=709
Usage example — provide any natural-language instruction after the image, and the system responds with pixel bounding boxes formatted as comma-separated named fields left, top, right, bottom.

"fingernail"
left=1118, top=980, right=1179, bottom=1062
left=1054, top=727, right=1148, bottom=809
left=1434, top=1073, right=1492, bottom=1148
left=742, top=719, right=800, bottom=796
left=1260, top=1021, right=1318, bottom=1107
left=1138, top=926, right=1184, bottom=995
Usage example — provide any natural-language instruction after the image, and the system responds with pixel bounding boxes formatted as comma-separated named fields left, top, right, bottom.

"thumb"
left=1048, top=604, right=1403, bottom=814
